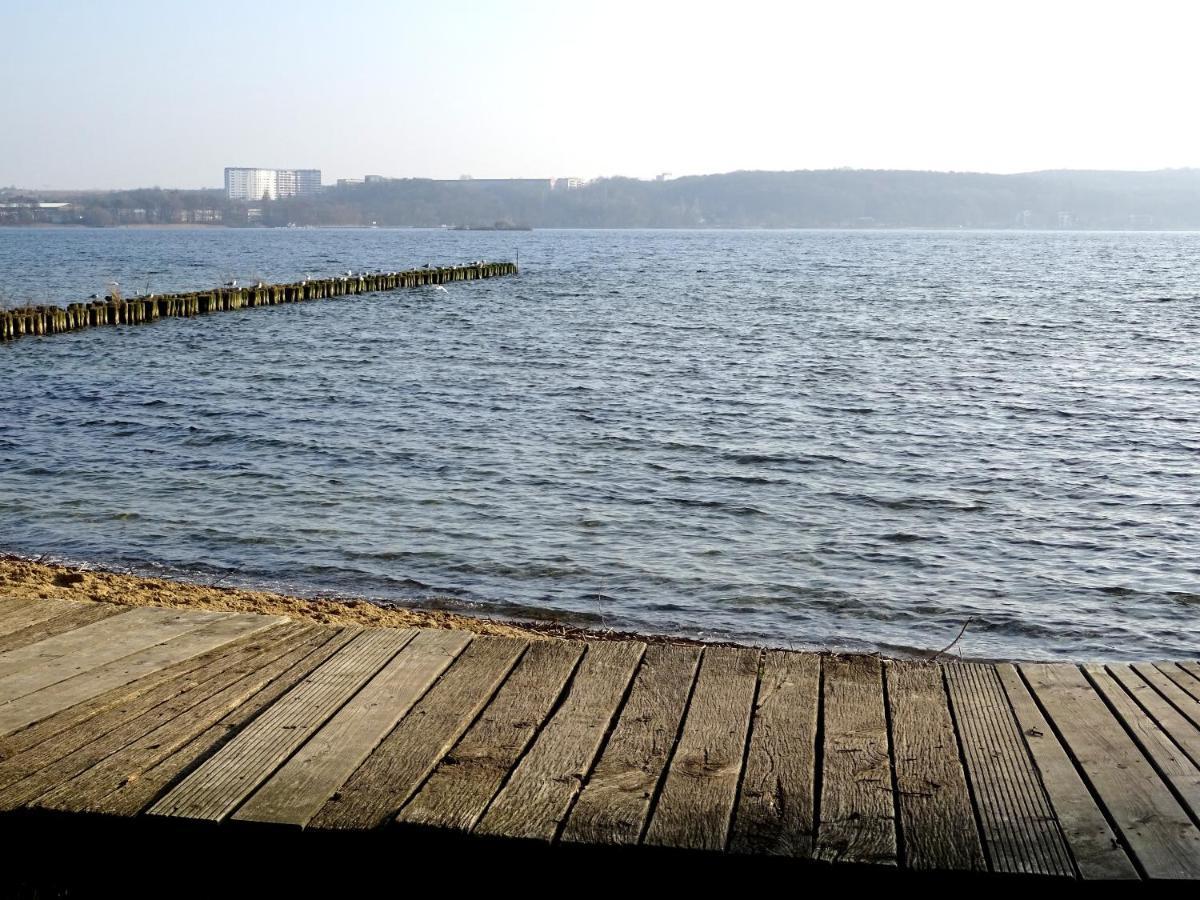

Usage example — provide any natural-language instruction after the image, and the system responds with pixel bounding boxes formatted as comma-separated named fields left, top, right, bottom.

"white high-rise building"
left=224, top=168, right=322, bottom=201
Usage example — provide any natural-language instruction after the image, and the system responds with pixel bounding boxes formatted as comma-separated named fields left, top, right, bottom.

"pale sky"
left=3, top=0, right=1199, bottom=189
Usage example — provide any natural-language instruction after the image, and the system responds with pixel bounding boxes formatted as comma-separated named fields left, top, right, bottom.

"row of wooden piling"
left=0, top=262, right=518, bottom=342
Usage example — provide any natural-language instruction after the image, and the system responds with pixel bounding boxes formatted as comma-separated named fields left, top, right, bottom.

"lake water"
left=1, top=226, right=1198, bottom=660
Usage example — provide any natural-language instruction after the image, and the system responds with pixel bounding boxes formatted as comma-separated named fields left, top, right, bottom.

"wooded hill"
left=10, top=168, right=1200, bottom=228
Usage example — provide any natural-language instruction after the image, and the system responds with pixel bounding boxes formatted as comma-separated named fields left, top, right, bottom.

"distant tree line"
left=8, top=169, right=1200, bottom=229
left=0, top=188, right=233, bottom=226
left=251, top=169, right=1200, bottom=229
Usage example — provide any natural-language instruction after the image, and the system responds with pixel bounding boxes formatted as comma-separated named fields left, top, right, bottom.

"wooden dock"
left=1, top=594, right=1199, bottom=884
left=0, top=261, right=517, bottom=343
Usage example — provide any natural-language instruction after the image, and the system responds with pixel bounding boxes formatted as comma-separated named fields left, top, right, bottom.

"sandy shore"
left=0, top=555, right=708, bottom=647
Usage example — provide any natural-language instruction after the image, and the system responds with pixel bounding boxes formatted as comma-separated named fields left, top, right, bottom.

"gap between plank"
left=809, top=653, right=826, bottom=859
left=880, top=660, right=906, bottom=869
left=633, top=644, right=707, bottom=846
left=551, top=642, right=649, bottom=844
left=468, top=641, right=588, bottom=832
left=390, top=641, right=534, bottom=821
left=721, top=648, right=764, bottom=852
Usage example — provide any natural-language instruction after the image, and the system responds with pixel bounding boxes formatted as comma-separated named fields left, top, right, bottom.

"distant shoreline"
left=4, top=223, right=1200, bottom=233
left=8, top=168, right=1200, bottom=230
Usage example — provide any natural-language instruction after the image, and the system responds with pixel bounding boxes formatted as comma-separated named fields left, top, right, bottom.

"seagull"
left=224, top=279, right=238, bottom=287
left=433, top=285, right=448, bottom=293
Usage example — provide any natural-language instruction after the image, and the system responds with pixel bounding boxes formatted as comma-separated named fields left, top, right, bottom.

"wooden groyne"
left=0, top=262, right=517, bottom=343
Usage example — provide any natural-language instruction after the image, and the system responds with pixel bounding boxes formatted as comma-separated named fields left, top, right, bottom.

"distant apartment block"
left=224, top=167, right=322, bottom=201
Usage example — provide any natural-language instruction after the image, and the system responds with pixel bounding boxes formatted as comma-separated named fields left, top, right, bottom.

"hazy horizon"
left=8, top=164, right=1200, bottom=195
left=4, top=0, right=1200, bottom=190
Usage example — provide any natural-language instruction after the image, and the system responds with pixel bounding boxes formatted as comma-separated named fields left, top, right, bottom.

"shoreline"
left=0, top=553, right=970, bottom=662
left=0, top=554, right=757, bottom=652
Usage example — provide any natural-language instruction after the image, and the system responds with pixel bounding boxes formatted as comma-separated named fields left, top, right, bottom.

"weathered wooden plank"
left=1108, top=664, right=1200, bottom=770
left=1084, top=665, right=1200, bottom=823
left=0, top=625, right=280, bottom=792
left=886, top=661, right=985, bottom=872
left=996, top=664, right=1138, bottom=880
left=148, top=628, right=413, bottom=822
left=0, top=606, right=200, bottom=681
left=812, top=654, right=896, bottom=865
left=1023, top=663, right=1200, bottom=879
left=93, top=626, right=356, bottom=817
left=398, top=640, right=584, bottom=833
left=311, top=636, right=526, bottom=830
left=1131, top=663, right=1200, bottom=732
left=0, top=598, right=81, bottom=637
left=232, top=629, right=471, bottom=828
left=0, top=606, right=229, bottom=704
left=0, top=612, right=282, bottom=736
left=1147, top=662, right=1200, bottom=720
left=473, top=640, right=646, bottom=842
left=945, top=662, right=1073, bottom=877
left=728, top=650, right=820, bottom=858
left=34, top=624, right=332, bottom=813
left=643, top=646, right=759, bottom=852
left=1180, top=662, right=1200, bottom=689
left=0, top=620, right=293, bottom=761
left=0, top=599, right=38, bottom=633
left=1157, top=664, right=1200, bottom=705
left=561, top=643, right=701, bottom=847
left=0, top=623, right=310, bottom=810
left=0, top=602, right=123, bottom=654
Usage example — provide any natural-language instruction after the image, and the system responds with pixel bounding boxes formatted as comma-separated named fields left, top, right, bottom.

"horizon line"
left=7, top=165, right=1200, bottom=195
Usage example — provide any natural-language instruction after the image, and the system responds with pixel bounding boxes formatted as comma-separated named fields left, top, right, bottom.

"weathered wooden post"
left=0, top=261, right=517, bottom=344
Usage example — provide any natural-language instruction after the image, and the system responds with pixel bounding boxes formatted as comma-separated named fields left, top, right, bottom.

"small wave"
left=712, top=473, right=790, bottom=485
left=881, top=532, right=925, bottom=543
left=661, top=497, right=766, bottom=515
left=835, top=492, right=987, bottom=512
left=728, top=452, right=828, bottom=466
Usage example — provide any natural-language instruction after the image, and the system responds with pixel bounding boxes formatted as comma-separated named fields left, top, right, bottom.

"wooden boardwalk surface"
left=2, top=595, right=1199, bottom=880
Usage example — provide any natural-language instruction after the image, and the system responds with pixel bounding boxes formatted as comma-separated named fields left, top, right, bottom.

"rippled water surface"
left=2, top=227, right=1198, bottom=659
